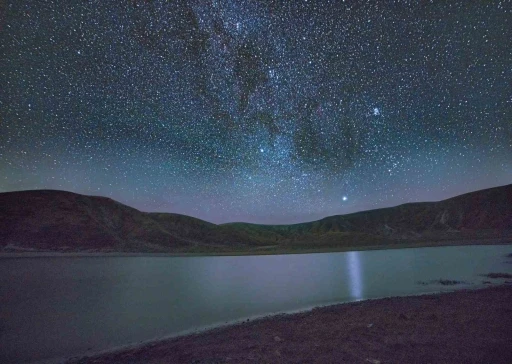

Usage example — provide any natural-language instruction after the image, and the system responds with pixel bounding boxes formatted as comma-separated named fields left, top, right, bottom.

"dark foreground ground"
left=71, top=285, right=512, bottom=364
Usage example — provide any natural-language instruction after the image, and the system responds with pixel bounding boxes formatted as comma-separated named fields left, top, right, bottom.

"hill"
left=1, top=184, right=511, bottom=253
left=0, top=190, right=260, bottom=253
left=225, top=184, right=512, bottom=250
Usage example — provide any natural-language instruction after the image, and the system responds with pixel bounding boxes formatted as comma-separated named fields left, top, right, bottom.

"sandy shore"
left=69, top=284, right=512, bottom=364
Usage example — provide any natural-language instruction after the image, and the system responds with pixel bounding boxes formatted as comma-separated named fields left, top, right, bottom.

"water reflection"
left=1, top=245, right=511, bottom=363
left=346, top=251, right=363, bottom=300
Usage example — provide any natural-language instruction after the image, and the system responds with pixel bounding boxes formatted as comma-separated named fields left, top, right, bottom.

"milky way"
left=1, top=1, right=511, bottom=224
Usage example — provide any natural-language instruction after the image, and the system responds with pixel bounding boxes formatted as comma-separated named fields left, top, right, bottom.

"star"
left=1, top=0, right=508, bottom=225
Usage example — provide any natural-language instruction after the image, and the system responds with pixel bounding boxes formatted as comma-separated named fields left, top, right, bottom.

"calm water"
left=1, top=245, right=511, bottom=363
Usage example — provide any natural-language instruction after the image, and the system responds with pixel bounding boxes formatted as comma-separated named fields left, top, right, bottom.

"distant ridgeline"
left=1, top=184, right=511, bottom=253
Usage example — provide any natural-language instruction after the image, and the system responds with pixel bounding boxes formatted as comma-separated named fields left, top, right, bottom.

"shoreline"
left=62, top=290, right=450, bottom=363
left=69, top=284, right=512, bottom=364
left=1, top=238, right=511, bottom=258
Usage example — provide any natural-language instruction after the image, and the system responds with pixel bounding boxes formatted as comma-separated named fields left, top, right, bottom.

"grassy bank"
left=1, top=238, right=510, bottom=258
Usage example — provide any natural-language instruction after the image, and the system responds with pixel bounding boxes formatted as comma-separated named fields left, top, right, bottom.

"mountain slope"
left=0, top=190, right=194, bottom=252
left=225, top=184, right=512, bottom=247
left=1, top=184, right=511, bottom=253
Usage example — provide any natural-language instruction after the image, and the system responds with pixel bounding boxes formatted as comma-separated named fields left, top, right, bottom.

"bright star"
left=343, top=196, right=348, bottom=201
left=373, top=107, right=380, bottom=116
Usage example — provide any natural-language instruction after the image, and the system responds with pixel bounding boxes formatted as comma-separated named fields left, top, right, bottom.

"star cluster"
left=1, top=0, right=511, bottom=224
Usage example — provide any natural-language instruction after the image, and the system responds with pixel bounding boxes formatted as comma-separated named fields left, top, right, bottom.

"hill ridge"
left=1, top=184, right=511, bottom=253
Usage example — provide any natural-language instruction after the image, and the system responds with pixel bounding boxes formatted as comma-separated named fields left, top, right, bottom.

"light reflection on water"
left=0, top=244, right=511, bottom=363
left=347, top=251, right=362, bottom=300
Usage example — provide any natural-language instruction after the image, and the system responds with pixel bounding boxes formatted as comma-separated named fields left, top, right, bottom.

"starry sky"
left=1, top=0, right=511, bottom=224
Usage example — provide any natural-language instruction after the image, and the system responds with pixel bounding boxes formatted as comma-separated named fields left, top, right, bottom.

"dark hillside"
left=225, top=184, right=512, bottom=247
left=1, top=184, right=511, bottom=253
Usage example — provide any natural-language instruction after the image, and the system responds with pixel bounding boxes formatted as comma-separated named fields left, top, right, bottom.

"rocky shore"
left=71, top=284, right=512, bottom=364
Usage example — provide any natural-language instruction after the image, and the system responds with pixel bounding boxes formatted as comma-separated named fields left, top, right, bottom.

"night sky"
left=1, top=1, right=511, bottom=224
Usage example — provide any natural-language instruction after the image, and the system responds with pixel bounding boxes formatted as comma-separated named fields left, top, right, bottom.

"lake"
left=1, top=244, right=511, bottom=363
